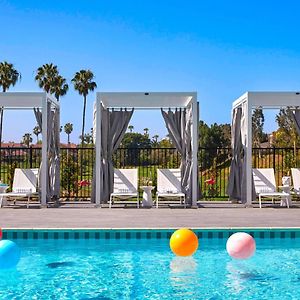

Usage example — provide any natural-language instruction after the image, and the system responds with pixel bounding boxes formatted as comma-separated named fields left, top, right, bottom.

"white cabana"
left=230, top=91, right=300, bottom=206
left=93, top=92, right=199, bottom=207
left=0, top=92, right=60, bottom=206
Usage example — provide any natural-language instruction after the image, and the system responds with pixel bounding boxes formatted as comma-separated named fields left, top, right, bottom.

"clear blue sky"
left=1, top=0, right=300, bottom=143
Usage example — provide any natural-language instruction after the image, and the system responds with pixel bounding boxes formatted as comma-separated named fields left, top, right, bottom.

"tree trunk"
left=81, top=95, right=86, bottom=148
left=68, top=134, right=70, bottom=144
left=80, top=95, right=87, bottom=179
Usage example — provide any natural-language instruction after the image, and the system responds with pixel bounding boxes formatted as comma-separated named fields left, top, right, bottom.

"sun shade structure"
left=228, top=92, right=300, bottom=206
left=92, top=92, right=199, bottom=207
left=0, top=92, right=60, bottom=206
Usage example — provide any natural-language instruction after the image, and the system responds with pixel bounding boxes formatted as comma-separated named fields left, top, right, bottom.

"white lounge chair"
left=109, top=168, right=139, bottom=208
left=252, top=168, right=290, bottom=208
left=0, top=168, right=39, bottom=208
left=156, top=168, right=186, bottom=208
left=291, top=168, right=300, bottom=196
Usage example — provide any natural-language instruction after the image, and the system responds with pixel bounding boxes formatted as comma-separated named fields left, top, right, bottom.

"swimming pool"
left=0, top=229, right=299, bottom=299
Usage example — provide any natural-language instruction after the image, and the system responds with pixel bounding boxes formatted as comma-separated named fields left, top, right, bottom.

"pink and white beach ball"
left=226, top=232, right=256, bottom=259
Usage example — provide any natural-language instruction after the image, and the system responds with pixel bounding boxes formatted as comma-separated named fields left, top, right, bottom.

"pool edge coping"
left=2, top=227, right=300, bottom=230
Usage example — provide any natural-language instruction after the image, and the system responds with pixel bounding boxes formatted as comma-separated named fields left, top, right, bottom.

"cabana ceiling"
left=99, top=92, right=196, bottom=109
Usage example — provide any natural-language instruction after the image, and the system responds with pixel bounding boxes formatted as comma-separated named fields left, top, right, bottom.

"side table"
left=140, top=186, right=154, bottom=208
left=278, top=185, right=291, bottom=207
left=0, top=185, right=9, bottom=208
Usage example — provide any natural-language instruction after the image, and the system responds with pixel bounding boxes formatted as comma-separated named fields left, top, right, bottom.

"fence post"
left=29, top=147, right=33, bottom=168
left=272, top=146, right=276, bottom=172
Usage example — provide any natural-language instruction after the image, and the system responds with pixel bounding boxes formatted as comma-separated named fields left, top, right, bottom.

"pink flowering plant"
left=78, top=180, right=91, bottom=188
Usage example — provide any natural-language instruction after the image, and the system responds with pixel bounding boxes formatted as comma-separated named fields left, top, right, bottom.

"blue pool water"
left=0, top=237, right=299, bottom=300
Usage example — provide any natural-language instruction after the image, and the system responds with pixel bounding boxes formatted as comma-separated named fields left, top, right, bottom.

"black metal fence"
left=0, top=146, right=300, bottom=200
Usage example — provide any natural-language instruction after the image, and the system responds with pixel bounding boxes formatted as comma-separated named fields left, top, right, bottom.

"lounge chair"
left=291, top=168, right=300, bottom=196
left=109, top=168, right=139, bottom=208
left=156, top=168, right=186, bottom=208
left=252, top=168, right=290, bottom=208
left=0, top=168, right=39, bottom=208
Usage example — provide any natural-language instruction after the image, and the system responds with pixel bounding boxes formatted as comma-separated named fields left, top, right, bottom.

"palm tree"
left=128, top=125, right=134, bottom=133
left=0, top=61, right=21, bottom=145
left=22, top=133, right=32, bottom=148
left=35, top=64, right=68, bottom=101
left=153, top=135, right=159, bottom=143
left=64, top=123, right=73, bottom=144
left=51, top=75, right=69, bottom=101
left=35, top=63, right=59, bottom=93
left=144, top=128, right=149, bottom=136
left=81, top=133, right=93, bottom=144
left=71, top=70, right=97, bottom=147
left=33, top=125, right=41, bottom=143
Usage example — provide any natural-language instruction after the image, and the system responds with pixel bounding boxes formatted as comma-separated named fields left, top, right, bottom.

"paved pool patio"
left=1, top=202, right=299, bottom=229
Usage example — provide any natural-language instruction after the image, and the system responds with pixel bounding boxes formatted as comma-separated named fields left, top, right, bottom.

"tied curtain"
left=227, top=104, right=255, bottom=204
left=34, top=104, right=60, bottom=202
left=92, top=106, right=134, bottom=203
left=292, top=109, right=300, bottom=135
left=227, top=107, right=243, bottom=201
left=161, top=106, right=196, bottom=205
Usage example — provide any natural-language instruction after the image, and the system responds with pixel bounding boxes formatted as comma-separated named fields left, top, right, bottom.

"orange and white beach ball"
left=170, top=228, right=199, bottom=256
left=226, top=232, right=256, bottom=259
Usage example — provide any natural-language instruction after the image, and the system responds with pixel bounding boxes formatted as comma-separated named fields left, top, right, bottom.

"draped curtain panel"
left=227, top=107, right=243, bottom=201
left=33, top=108, right=43, bottom=193
left=240, top=103, right=256, bottom=203
left=161, top=107, right=195, bottom=205
left=92, top=106, right=134, bottom=203
left=292, top=109, right=300, bottom=135
left=0, top=107, right=3, bottom=145
left=34, top=104, right=60, bottom=202
left=50, top=106, right=60, bottom=199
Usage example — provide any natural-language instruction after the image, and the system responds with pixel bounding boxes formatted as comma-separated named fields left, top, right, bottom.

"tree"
left=35, top=63, right=68, bottom=101
left=199, top=121, right=231, bottom=170
left=51, top=75, right=69, bottom=101
left=64, top=123, right=73, bottom=144
left=35, top=63, right=59, bottom=93
left=152, top=135, right=159, bottom=142
left=71, top=70, right=97, bottom=148
left=275, top=108, right=300, bottom=154
left=128, top=125, right=134, bottom=133
left=121, top=132, right=151, bottom=148
left=80, top=133, right=93, bottom=145
left=252, top=108, right=265, bottom=147
left=0, top=61, right=21, bottom=145
left=33, top=125, right=41, bottom=143
left=219, top=123, right=231, bottom=146
left=158, top=137, right=173, bottom=148
left=144, top=128, right=149, bottom=136
left=21, top=133, right=32, bottom=148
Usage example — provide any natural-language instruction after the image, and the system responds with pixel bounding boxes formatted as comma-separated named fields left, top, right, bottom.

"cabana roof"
left=0, top=92, right=58, bottom=108
left=233, top=91, right=300, bottom=109
left=98, top=92, right=197, bottom=109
